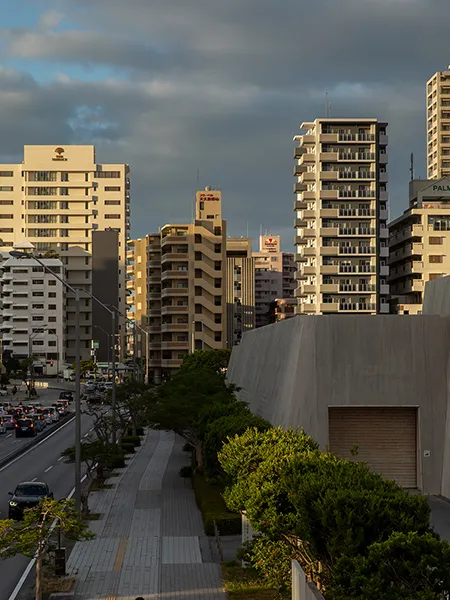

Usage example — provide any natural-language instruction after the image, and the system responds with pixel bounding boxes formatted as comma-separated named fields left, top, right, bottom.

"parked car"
left=59, top=391, right=73, bottom=402
left=0, top=401, right=12, bottom=410
left=15, top=419, right=37, bottom=438
left=8, top=481, right=53, bottom=520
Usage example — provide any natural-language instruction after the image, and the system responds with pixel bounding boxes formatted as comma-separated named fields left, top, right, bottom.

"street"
left=0, top=386, right=93, bottom=600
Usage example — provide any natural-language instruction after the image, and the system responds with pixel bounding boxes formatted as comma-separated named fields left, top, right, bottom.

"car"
left=3, top=414, right=15, bottom=430
left=0, top=389, right=8, bottom=396
left=46, top=407, right=59, bottom=422
left=8, top=482, right=53, bottom=520
left=53, top=402, right=67, bottom=417
left=59, top=391, right=73, bottom=402
left=84, top=390, right=103, bottom=404
left=0, top=401, right=12, bottom=410
left=40, top=409, right=53, bottom=426
left=29, top=413, right=45, bottom=432
left=0, top=419, right=6, bottom=434
left=15, top=419, right=37, bottom=438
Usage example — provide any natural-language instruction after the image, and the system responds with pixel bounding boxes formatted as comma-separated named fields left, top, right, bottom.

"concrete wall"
left=227, top=315, right=450, bottom=495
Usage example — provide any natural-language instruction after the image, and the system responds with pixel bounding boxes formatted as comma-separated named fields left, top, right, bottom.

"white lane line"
left=6, top=434, right=12, bottom=439
left=0, top=415, right=75, bottom=474
left=31, top=477, right=37, bottom=482
left=8, top=473, right=87, bottom=600
left=44, top=466, right=53, bottom=473
left=57, top=456, right=64, bottom=462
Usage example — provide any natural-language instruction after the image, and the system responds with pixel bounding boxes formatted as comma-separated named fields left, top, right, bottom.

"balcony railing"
left=338, top=152, right=375, bottom=161
left=339, top=303, right=376, bottom=311
left=338, top=246, right=376, bottom=255
left=338, top=189, right=375, bottom=198
left=338, top=171, right=376, bottom=180
left=338, top=133, right=375, bottom=142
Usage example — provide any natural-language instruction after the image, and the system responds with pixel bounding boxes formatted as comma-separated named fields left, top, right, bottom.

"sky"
left=0, top=0, right=448, bottom=250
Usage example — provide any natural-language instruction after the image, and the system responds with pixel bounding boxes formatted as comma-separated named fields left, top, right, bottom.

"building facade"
left=253, top=235, right=296, bottom=328
left=427, top=69, right=450, bottom=179
left=389, top=177, right=450, bottom=314
left=225, top=237, right=255, bottom=347
left=269, top=297, right=297, bottom=322
left=293, top=118, right=390, bottom=315
left=0, top=249, right=64, bottom=376
left=0, top=145, right=130, bottom=362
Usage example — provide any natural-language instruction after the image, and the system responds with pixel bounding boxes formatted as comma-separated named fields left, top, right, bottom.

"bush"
left=105, top=454, right=125, bottom=469
left=183, top=442, right=194, bottom=452
left=120, top=435, right=141, bottom=447
left=126, top=426, right=145, bottom=436
left=192, top=472, right=241, bottom=536
left=179, top=465, right=192, bottom=478
left=120, top=443, right=136, bottom=454
left=238, top=536, right=295, bottom=594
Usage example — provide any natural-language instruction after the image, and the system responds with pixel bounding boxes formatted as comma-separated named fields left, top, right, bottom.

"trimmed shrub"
left=120, top=443, right=136, bottom=454
left=105, top=454, right=125, bottom=469
left=179, top=465, right=192, bottom=478
left=120, top=435, right=141, bottom=447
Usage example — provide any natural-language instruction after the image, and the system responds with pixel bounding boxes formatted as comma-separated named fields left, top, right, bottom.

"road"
left=0, top=410, right=93, bottom=600
left=0, top=387, right=73, bottom=461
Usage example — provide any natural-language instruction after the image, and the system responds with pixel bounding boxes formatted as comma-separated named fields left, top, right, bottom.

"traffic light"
left=50, top=361, right=54, bottom=367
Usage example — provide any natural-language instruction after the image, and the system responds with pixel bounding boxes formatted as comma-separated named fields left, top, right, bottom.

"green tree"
left=179, top=349, right=232, bottom=374
left=2, top=349, right=20, bottom=375
left=332, top=531, right=450, bottom=600
left=71, top=360, right=97, bottom=377
left=0, top=498, right=93, bottom=600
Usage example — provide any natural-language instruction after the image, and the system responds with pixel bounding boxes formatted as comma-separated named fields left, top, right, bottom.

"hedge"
left=192, top=472, right=241, bottom=536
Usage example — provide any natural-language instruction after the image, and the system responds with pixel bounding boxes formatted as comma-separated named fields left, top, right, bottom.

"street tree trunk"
left=35, top=540, right=42, bottom=600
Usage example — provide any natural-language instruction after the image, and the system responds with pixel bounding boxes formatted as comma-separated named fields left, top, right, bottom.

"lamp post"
left=109, top=305, right=149, bottom=384
left=10, top=251, right=82, bottom=512
left=94, top=325, right=112, bottom=379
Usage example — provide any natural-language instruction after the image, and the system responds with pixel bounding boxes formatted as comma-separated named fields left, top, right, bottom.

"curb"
left=0, top=413, right=75, bottom=470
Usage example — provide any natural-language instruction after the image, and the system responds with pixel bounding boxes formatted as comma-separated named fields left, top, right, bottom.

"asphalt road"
left=0, top=410, right=93, bottom=600
left=0, top=387, right=72, bottom=461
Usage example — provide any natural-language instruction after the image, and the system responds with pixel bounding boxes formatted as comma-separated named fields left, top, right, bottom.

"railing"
left=339, top=208, right=375, bottom=217
left=338, top=189, right=375, bottom=198
left=338, top=246, right=375, bottom=254
left=338, top=133, right=375, bottom=142
left=338, top=171, right=375, bottom=179
left=340, top=303, right=376, bottom=311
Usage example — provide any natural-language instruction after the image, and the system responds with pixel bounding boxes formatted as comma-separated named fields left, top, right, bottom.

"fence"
left=292, top=561, right=325, bottom=600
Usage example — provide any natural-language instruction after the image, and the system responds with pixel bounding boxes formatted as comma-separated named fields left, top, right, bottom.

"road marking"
left=7, top=473, right=87, bottom=600
left=44, top=465, right=53, bottom=473
left=113, top=539, right=128, bottom=572
left=6, top=434, right=12, bottom=439
left=0, top=415, right=75, bottom=474
left=57, top=456, right=64, bottom=462
left=31, top=477, right=37, bottom=482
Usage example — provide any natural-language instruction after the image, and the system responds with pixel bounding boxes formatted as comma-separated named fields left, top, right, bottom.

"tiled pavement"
left=67, top=430, right=226, bottom=599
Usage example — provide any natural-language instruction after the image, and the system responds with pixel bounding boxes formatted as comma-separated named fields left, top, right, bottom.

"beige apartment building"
left=128, top=187, right=227, bottom=381
left=293, top=118, right=390, bottom=315
left=0, top=145, right=130, bottom=362
left=225, top=237, right=255, bottom=347
left=427, top=69, right=450, bottom=179
left=253, top=235, right=296, bottom=328
left=389, top=178, right=450, bottom=314
left=126, top=236, right=150, bottom=371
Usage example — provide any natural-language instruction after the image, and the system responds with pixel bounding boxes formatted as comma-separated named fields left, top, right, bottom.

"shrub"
left=183, top=442, right=194, bottom=452
left=120, top=435, right=141, bottom=447
left=238, top=536, right=295, bottom=593
left=120, top=443, right=136, bottom=454
left=179, top=465, right=192, bottom=478
left=192, top=472, right=241, bottom=536
left=105, top=454, right=125, bottom=469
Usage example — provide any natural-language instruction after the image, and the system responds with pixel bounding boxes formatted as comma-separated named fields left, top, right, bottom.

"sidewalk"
left=67, top=429, right=226, bottom=599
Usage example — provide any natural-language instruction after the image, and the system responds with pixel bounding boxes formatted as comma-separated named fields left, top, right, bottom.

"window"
left=0, top=186, right=13, bottom=191
left=48, top=292, right=56, bottom=298
left=29, top=172, right=56, bottom=182
left=215, top=332, right=222, bottom=342
left=32, top=316, right=44, bottom=321
left=0, top=171, right=13, bottom=177
left=105, top=214, right=120, bottom=219
left=429, top=237, right=443, bottom=245
left=32, top=292, right=44, bottom=297
left=48, top=340, right=56, bottom=346
left=94, top=171, right=120, bottom=178
left=0, top=228, right=13, bottom=232
left=48, top=304, right=57, bottom=310
left=60, top=188, right=69, bottom=196
left=32, top=279, right=44, bottom=285
left=105, top=186, right=121, bottom=191
left=32, top=304, right=44, bottom=309
left=429, top=255, right=443, bottom=263
left=0, top=200, right=13, bottom=205
left=105, top=200, right=121, bottom=205
left=49, top=280, right=56, bottom=286
left=49, top=316, right=56, bottom=322
left=32, top=267, right=44, bottom=272
left=61, top=173, right=69, bottom=182
left=28, top=187, right=56, bottom=195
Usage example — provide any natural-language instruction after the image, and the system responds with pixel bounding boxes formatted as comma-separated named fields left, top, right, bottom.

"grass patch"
left=89, top=479, right=114, bottom=491
left=192, top=472, right=241, bottom=536
left=85, top=512, right=101, bottom=521
left=42, top=575, right=75, bottom=598
left=221, top=563, right=278, bottom=599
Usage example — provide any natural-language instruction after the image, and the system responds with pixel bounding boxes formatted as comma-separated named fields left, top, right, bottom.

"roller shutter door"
left=328, top=407, right=417, bottom=488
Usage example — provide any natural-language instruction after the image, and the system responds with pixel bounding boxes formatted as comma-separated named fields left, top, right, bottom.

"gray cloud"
left=0, top=0, right=447, bottom=247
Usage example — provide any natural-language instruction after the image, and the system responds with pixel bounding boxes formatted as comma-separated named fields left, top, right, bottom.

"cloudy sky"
left=0, top=0, right=448, bottom=249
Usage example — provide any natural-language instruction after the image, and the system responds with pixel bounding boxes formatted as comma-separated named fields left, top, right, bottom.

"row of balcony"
left=294, top=185, right=378, bottom=198
left=294, top=223, right=379, bottom=237
left=388, top=261, right=424, bottom=279
left=298, top=302, right=378, bottom=313
left=389, top=224, right=423, bottom=246
left=388, top=243, right=423, bottom=264
left=295, top=150, right=388, bottom=166
left=296, top=263, right=382, bottom=275
left=298, top=283, right=378, bottom=295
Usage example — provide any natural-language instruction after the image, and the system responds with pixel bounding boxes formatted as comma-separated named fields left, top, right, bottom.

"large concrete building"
left=293, top=118, right=390, bottom=315
left=225, top=237, right=255, bottom=347
left=0, top=247, right=64, bottom=376
left=253, top=235, right=295, bottom=328
left=427, top=69, right=450, bottom=179
left=389, top=177, right=450, bottom=314
left=0, top=145, right=130, bottom=362
left=227, top=314, right=450, bottom=496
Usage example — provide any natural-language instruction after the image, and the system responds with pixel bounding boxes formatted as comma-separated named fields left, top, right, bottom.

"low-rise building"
left=389, top=177, right=450, bottom=314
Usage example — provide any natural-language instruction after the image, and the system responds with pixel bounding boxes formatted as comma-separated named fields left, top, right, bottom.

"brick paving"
left=67, top=430, right=226, bottom=599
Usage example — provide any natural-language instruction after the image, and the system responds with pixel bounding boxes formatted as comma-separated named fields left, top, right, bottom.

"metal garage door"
left=328, top=407, right=417, bottom=488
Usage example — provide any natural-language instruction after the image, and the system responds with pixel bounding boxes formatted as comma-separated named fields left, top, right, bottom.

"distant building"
left=426, top=69, right=450, bottom=179
left=225, top=238, right=255, bottom=347
left=0, top=242, right=64, bottom=375
left=389, top=177, right=450, bottom=314
left=253, top=235, right=295, bottom=328
left=270, top=297, right=297, bottom=322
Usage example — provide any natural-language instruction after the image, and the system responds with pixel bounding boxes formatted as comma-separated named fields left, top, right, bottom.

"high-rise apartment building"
left=129, top=188, right=227, bottom=381
left=253, top=235, right=296, bottom=328
left=426, top=69, right=450, bottom=179
left=389, top=178, right=450, bottom=314
left=0, top=244, right=64, bottom=375
left=0, top=145, right=130, bottom=362
left=293, top=118, right=390, bottom=315
left=225, top=237, right=255, bottom=347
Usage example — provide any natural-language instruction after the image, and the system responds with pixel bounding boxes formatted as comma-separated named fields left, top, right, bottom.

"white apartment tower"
left=427, top=69, right=450, bottom=179
left=0, top=146, right=130, bottom=362
left=293, top=118, right=390, bottom=315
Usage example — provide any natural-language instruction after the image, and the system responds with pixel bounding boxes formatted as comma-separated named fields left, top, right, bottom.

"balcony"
left=320, top=190, right=339, bottom=200
left=299, top=303, right=317, bottom=314
left=126, top=249, right=134, bottom=259
left=294, top=199, right=308, bottom=210
left=160, top=358, right=184, bottom=368
left=338, top=171, right=376, bottom=180
left=338, top=133, right=375, bottom=142
left=161, top=270, right=189, bottom=281
left=339, top=284, right=376, bottom=293
left=338, top=152, right=376, bottom=161
left=339, top=303, right=376, bottom=312
left=379, top=134, right=388, bottom=146
left=321, top=170, right=339, bottom=180
left=320, top=265, right=339, bottom=275
left=301, top=247, right=317, bottom=257
left=338, top=189, right=375, bottom=199
left=301, top=266, right=317, bottom=275
left=321, top=284, right=339, bottom=293
left=299, top=228, right=316, bottom=238
left=320, top=227, right=339, bottom=237
left=320, top=151, right=338, bottom=161
left=294, top=236, right=307, bottom=246
left=380, top=265, right=389, bottom=277
left=161, top=253, right=189, bottom=262
left=161, top=288, right=189, bottom=298
left=294, top=182, right=307, bottom=193
left=300, top=134, right=315, bottom=145
left=320, top=302, right=339, bottom=312
left=161, top=341, right=189, bottom=350
left=319, top=133, right=339, bottom=143
left=293, top=164, right=306, bottom=176
left=161, top=323, right=189, bottom=332
left=320, top=208, right=338, bottom=218
left=379, top=153, right=388, bottom=165
left=299, top=209, right=316, bottom=219
left=302, top=284, right=316, bottom=294
left=320, top=246, right=339, bottom=256
left=380, top=284, right=389, bottom=295
left=338, top=246, right=376, bottom=255
left=161, top=234, right=188, bottom=245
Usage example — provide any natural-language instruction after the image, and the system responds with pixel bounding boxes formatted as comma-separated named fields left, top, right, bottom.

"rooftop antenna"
left=410, top=153, right=414, bottom=181
left=325, top=90, right=329, bottom=117
left=246, top=220, right=249, bottom=239
left=193, top=168, right=200, bottom=221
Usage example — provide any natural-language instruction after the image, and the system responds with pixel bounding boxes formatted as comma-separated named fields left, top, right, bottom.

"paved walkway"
left=67, top=430, right=226, bottom=599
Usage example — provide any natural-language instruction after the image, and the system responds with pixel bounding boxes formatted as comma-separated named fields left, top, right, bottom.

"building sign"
left=260, top=235, right=280, bottom=253
left=52, top=147, right=67, bottom=161
left=91, top=339, right=99, bottom=350
left=199, top=193, right=220, bottom=201
left=432, top=184, right=450, bottom=192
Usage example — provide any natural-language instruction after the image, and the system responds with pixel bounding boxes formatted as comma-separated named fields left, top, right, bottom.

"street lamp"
left=10, top=251, right=82, bottom=512
left=109, top=305, right=149, bottom=384
left=93, top=325, right=112, bottom=378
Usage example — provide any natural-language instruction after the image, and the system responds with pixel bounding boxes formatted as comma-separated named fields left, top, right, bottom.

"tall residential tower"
left=293, top=118, right=390, bottom=315
left=427, top=69, right=450, bottom=179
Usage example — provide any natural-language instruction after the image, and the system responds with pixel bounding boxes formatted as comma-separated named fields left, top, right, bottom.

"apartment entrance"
left=328, top=407, right=417, bottom=488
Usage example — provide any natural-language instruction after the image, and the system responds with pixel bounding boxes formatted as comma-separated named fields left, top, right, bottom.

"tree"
left=332, top=531, right=450, bottom=600
left=2, top=349, right=20, bottom=375
left=114, top=380, right=151, bottom=435
left=179, top=349, right=232, bottom=374
left=71, top=360, right=97, bottom=377
left=0, top=498, right=93, bottom=600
